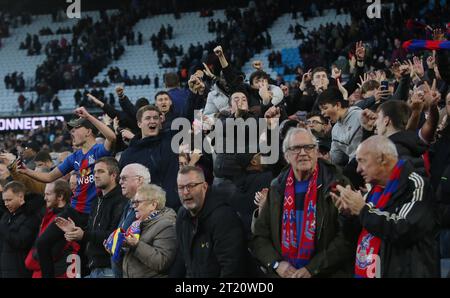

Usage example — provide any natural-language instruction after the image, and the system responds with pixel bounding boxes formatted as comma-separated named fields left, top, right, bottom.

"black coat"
left=389, top=130, right=428, bottom=177
left=231, top=170, right=274, bottom=238
left=0, top=194, right=43, bottom=278
left=176, top=187, right=248, bottom=277
left=356, top=163, right=439, bottom=277
left=119, top=130, right=180, bottom=211
left=430, top=128, right=450, bottom=201
left=83, top=185, right=128, bottom=270
left=213, top=111, right=259, bottom=180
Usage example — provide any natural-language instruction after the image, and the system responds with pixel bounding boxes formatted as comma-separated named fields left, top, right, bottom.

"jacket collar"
left=272, top=159, right=338, bottom=196
left=10, top=193, right=44, bottom=216
left=98, top=185, right=122, bottom=200
left=382, top=160, right=414, bottom=210
left=183, top=187, right=227, bottom=221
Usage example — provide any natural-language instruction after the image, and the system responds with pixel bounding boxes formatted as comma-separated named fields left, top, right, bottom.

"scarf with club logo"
left=355, top=159, right=405, bottom=278
left=281, top=164, right=319, bottom=268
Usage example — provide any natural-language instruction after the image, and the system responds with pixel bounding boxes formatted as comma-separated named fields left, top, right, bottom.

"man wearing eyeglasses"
left=175, top=166, right=247, bottom=277
left=252, top=128, right=355, bottom=278
left=110, top=163, right=151, bottom=278
left=306, top=112, right=332, bottom=159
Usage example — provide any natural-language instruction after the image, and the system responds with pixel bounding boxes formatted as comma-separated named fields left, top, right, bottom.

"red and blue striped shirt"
left=58, top=144, right=111, bottom=214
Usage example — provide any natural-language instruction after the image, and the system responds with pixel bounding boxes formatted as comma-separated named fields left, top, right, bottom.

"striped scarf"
left=355, top=159, right=405, bottom=278
left=105, top=210, right=161, bottom=263
left=281, top=165, right=319, bottom=268
left=403, top=40, right=450, bottom=52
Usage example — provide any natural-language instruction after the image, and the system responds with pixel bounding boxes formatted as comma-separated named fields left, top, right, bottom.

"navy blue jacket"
left=119, top=130, right=180, bottom=211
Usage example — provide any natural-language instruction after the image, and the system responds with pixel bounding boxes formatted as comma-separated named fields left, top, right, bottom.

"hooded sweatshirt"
left=330, top=106, right=363, bottom=166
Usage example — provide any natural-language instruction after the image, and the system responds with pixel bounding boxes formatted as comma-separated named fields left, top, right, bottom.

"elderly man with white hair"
left=331, top=135, right=439, bottom=278
left=111, top=163, right=151, bottom=278
left=252, top=127, right=355, bottom=278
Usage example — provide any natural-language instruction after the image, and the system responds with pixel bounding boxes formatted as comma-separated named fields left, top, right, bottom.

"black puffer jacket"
left=389, top=130, right=428, bottom=177
left=0, top=194, right=43, bottom=278
left=83, top=185, right=128, bottom=270
left=176, top=187, right=248, bottom=278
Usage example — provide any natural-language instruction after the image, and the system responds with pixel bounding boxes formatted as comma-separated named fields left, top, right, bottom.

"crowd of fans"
left=106, top=67, right=152, bottom=86
left=150, top=24, right=179, bottom=68
left=32, top=8, right=139, bottom=94
left=0, top=12, right=32, bottom=40
left=4, top=72, right=25, bottom=92
left=38, top=26, right=72, bottom=36
left=1, top=0, right=450, bottom=280
left=19, top=33, right=42, bottom=55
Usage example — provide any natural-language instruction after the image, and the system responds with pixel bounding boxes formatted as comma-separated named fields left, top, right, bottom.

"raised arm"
left=75, top=106, right=116, bottom=151
left=116, top=86, right=138, bottom=121
left=18, top=163, right=63, bottom=183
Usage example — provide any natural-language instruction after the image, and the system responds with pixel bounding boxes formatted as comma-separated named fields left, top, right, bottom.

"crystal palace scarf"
left=355, top=159, right=405, bottom=278
left=403, top=40, right=450, bottom=51
left=105, top=210, right=161, bottom=263
left=281, top=165, right=319, bottom=268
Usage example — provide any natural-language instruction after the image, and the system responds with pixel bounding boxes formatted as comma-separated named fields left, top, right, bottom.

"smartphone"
left=381, top=80, right=389, bottom=90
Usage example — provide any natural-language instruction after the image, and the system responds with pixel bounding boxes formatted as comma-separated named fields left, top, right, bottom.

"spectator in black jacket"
left=230, top=153, right=273, bottom=239
left=176, top=166, right=247, bottom=277
left=87, top=87, right=149, bottom=136
left=294, top=42, right=367, bottom=113
left=55, top=157, right=127, bottom=278
left=213, top=45, right=282, bottom=117
left=0, top=181, right=43, bottom=278
left=331, top=136, right=439, bottom=278
left=119, top=105, right=179, bottom=211
left=360, top=100, right=428, bottom=177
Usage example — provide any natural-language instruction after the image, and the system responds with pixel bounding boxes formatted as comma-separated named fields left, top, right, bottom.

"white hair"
left=124, top=163, right=151, bottom=184
left=137, top=184, right=166, bottom=210
left=282, top=127, right=317, bottom=154
left=358, top=135, right=398, bottom=158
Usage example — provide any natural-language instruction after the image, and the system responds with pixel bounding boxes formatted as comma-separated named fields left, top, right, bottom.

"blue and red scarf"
left=403, top=39, right=450, bottom=51
left=105, top=210, right=161, bottom=263
left=281, top=165, right=319, bottom=268
left=355, top=159, right=405, bottom=278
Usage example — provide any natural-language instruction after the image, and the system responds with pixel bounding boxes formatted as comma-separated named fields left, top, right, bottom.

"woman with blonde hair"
left=122, top=184, right=177, bottom=278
